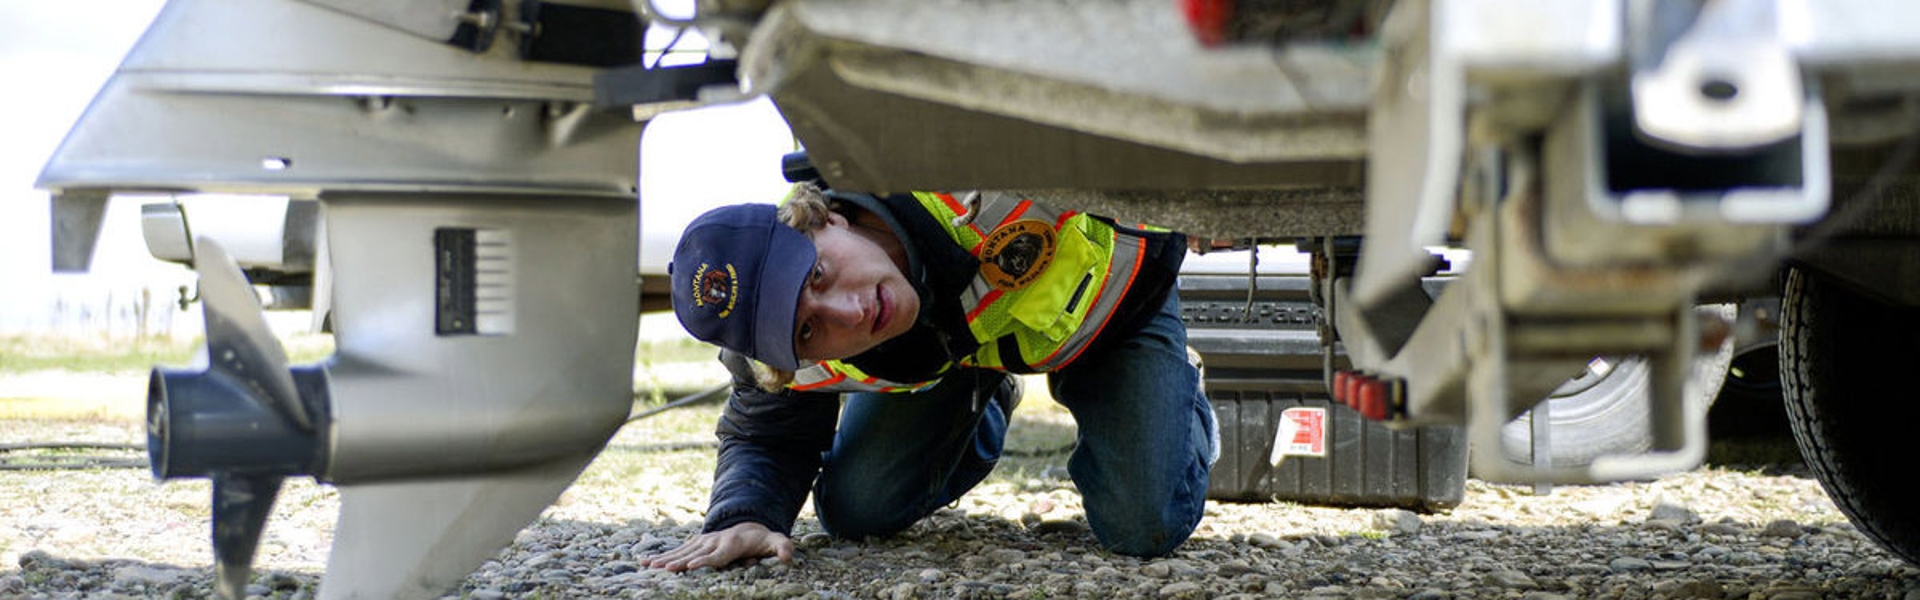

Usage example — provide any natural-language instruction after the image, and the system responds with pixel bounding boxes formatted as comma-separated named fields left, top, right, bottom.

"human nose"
left=813, top=290, right=863, bottom=329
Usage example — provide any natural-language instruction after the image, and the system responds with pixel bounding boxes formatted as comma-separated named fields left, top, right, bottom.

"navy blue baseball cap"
left=670, top=204, right=818, bottom=371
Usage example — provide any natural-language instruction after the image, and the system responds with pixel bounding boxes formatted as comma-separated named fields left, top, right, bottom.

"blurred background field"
left=0, top=319, right=1079, bottom=489
left=0, top=315, right=721, bottom=422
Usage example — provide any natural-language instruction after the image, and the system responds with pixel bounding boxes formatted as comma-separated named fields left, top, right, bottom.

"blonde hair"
left=777, top=182, right=834, bottom=232
left=754, top=182, right=839, bottom=392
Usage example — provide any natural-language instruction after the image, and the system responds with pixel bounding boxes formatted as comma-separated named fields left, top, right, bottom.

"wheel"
left=1780, top=267, right=1920, bottom=566
left=1485, top=305, right=1736, bottom=471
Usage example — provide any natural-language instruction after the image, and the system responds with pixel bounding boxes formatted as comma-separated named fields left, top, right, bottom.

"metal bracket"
left=1628, top=0, right=1803, bottom=151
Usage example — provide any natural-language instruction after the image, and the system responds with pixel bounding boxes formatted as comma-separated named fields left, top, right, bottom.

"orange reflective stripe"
left=792, top=370, right=847, bottom=392
left=937, top=192, right=966, bottom=215
left=1055, top=210, right=1077, bottom=228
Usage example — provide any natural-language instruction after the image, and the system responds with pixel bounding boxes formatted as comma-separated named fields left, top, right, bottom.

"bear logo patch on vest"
left=693, top=262, right=739, bottom=318
left=979, top=220, right=1056, bottom=290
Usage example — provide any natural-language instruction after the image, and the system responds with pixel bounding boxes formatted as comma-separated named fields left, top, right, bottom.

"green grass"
left=0, top=331, right=717, bottom=377
left=0, top=334, right=336, bottom=374
left=635, top=335, right=724, bottom=365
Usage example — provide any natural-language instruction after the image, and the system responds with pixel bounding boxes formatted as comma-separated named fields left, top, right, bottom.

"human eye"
left=798, top=321, right=814, bottom=343
left=809, top=264, right=824, bottom=285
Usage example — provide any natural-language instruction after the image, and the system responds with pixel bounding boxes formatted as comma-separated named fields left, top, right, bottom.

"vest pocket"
left=1008, top=222, right=1103, bottom=342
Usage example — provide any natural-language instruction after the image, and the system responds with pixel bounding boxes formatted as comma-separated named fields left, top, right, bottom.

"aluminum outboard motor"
left=38, top=0, right=650, bottom=597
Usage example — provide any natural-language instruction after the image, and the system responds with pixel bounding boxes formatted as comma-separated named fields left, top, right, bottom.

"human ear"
left=824, top=211, right=849, bottom=228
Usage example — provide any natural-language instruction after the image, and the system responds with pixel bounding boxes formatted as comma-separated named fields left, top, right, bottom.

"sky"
left=0, top=0, right=170, bottom=335
left=0, top=0, right=796, bottom=339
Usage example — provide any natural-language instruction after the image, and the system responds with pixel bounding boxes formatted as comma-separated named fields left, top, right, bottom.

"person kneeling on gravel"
left=644, top=182, right=1218, bottom=571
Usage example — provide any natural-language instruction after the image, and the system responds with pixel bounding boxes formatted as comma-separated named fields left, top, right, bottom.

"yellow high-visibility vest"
left=791, top=191, right=1149, bottom=393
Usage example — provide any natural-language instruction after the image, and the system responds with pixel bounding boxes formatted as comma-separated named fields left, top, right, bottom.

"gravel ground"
left=4, top=372, right=1920, bottom=600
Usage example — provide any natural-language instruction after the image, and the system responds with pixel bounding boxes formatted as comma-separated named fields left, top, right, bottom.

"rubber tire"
left=1780, top=267, right=1920, bottom=566
left=1486, top=305, right=1736, bottom=471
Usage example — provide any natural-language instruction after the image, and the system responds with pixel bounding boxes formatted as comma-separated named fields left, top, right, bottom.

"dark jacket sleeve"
left=701, top=350, right=841, bottom=536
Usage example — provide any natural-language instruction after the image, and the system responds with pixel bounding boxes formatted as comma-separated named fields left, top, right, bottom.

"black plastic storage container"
left=1179, top=271, right=1467, bottom=512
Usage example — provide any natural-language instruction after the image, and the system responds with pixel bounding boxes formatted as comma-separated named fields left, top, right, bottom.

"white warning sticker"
left=1269, top=407, right=1327, bottom=466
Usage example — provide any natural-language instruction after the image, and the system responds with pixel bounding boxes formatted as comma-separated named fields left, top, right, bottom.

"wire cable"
left=0, top=442, right=146, bottom=471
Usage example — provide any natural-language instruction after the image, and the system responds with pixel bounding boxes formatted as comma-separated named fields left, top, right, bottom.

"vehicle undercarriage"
left=34, top=0, right=1920, bottom=596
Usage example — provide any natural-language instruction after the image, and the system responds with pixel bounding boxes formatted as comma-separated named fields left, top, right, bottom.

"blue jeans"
left=813, top=294, right=1219, bottom=557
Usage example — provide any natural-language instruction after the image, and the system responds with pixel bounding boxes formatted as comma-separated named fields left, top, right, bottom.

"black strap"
left=997, top=336, right=1037, bottom=374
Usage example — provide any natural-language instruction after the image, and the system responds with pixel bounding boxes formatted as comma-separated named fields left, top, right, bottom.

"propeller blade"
left=211, top=473, right=286, bottom=599
left=193, top=237, right=311, bottom=430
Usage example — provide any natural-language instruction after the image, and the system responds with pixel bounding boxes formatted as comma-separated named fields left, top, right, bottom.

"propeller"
left=148, top=237, right=326, bottom=599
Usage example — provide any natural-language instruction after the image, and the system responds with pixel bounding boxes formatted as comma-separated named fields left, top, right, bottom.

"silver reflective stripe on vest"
left=959, top=274, right=995, bottom=315
left=971, top=191, right=1062, bottom=230
left=790, top=363, right=843, bottom=391
left=791, top=361, right=927, bottom=393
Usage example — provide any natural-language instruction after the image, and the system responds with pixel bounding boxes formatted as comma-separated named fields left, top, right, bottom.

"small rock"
left=1693, top=545, right=1729, bottom=561
left=1762, top=520, right=1803, bottom=538
left=1642, top=519, right=1683, bottom=533
left=1029, top=498, right=1056, bottom=514
left=1763, top=586, right=1822, bottom=600
left=1649, top=500, right=1699, bottom=524
left=1032, top=519, right=1089, bottom=536
left=985, top=549, right=1026, bottom=564
left=771, top=582, right=811, bottom=597
left=1701, top=522, right=1745, bottom=536
left=468, top=591, right=507, bottom=600
left=1672, top=580, right=1726, bottom=599
left=1247, top=533, right=1285, bottom=549
left=1567, top=562, right=1608, bottom=575
left=1373, top=509, right=1422, bottom=535
left=917, top=568, right=943, bottom=583
left=884, top=582, right=919, bottom=600
left=111, top=565, right=186, bottom=586
left=1608, top=557, right=1653, bottom=573
left=1217, top=559, right=1256, bottom=577
left=1651, top=559, right=1691, bottom=571
left=17, top=551, right=65, bottom=571
left=818, top=546, right=861, bottom=560
left=1483, top=569, right=1535, bottom=589
left=1159, top=581, right=1204, bottom=599
left=1407, top=590, right=1448, bottom=600
left=1142, top=562, right=1173, bottom=578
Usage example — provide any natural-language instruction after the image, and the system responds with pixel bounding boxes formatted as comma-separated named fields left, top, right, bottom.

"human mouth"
left=873, top=284, right=890, bottom=335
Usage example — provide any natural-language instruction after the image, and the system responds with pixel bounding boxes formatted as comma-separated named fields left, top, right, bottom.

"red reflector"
left=1332, top=371, right=1351, bottom=402
left=1342, top=372, right=1362, bottom=407
left=1180, top=0, right=1233, bottom=47
left=1359, top=378, right=1387, bottom=420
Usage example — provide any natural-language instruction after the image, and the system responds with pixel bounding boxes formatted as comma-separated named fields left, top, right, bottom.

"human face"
left=793, top=212, right=920, bottom=362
